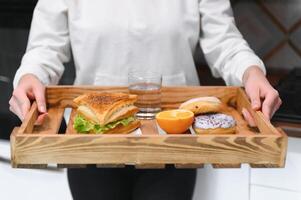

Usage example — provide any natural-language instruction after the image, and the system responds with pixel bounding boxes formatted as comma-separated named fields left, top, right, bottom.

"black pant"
left=67, top=166, right=196, bottom=200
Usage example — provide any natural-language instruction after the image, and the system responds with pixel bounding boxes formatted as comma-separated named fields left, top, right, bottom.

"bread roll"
left=179, top=96, right=222, bottom=114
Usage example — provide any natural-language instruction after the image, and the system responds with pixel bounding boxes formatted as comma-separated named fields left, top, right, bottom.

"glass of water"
left=128, top=69, right=162, bottom=119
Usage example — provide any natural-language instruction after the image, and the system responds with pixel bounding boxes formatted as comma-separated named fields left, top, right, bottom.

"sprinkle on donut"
left=194, top=113, right=236, bottom=129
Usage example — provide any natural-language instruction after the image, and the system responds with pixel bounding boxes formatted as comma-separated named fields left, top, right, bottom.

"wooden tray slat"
left=11, top=86, right=288, bottom=169
left=237, top=89, right=279, bottom=135
left=135, top=164, right=166, bottom=169
left=45, top=86, right=238, bottom=108
left=250, top=164, right=280, bottom=168
left=18, top=102, right=38, bottom=134
left=57, top=164, right=87, bottom=168
left=175, top=164, right=204, bottom=169
left=14, top=164, right=48, bottom=169
left=11, top=132, right=285, bottom=167
left=33, top=107, right=65, bottom=134
left=212, top=164, right=241, bottom=168
left=96, top=164, right=125, bottom=168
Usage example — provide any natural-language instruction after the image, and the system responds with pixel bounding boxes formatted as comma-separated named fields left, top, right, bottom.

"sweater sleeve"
left=13, top=0, right=70, bottom=88
left=199, top=0, right=266, bottom=86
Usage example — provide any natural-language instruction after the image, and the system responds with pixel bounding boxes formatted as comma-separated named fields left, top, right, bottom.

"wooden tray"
left=10, top=86, right=288, bottom=169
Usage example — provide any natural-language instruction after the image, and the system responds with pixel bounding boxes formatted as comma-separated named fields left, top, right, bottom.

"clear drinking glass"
left=128, top=69, right=162, bottom=119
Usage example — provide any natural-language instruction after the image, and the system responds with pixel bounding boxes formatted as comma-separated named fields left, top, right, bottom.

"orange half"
left=156, top=109, right=194, bottom=134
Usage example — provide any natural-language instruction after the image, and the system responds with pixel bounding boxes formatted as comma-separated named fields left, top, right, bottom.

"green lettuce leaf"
left=73, top=115, right=135, bottom=134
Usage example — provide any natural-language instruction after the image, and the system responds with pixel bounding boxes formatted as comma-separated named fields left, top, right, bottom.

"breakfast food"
left=179, top=96, right=236, bottom=134
left=193, top=113, right=236, bottom=134
left=179, top=96, right=222, bottom=114
left=73, top=92, right=140, bottom=134
left=156, top=109, right=194, bottom=134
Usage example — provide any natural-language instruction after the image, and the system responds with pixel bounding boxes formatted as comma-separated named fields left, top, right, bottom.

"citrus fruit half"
left=156, top=109, right=194, bottom=134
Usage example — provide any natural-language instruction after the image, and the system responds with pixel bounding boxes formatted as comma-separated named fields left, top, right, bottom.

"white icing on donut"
left=194, top=113, right=236, bottom=129
left=180, top=97, right=221, bottom=108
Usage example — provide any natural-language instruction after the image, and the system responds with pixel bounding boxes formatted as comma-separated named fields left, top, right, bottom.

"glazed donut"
left=179, top=96, right=222, bottom=114
left=193, top=113, right=236, bottom=134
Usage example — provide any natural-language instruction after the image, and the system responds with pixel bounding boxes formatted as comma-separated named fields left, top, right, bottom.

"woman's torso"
left=67, top=0, right=201, bottom=86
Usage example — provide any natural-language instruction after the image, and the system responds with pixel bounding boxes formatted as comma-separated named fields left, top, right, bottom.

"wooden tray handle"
left=18, top=102, right=39, bottom=134
left=237, top=88, right=279, bottom=135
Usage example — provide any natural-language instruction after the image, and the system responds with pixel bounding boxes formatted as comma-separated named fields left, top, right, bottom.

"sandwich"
left=73, top=92, right=140, bottom=134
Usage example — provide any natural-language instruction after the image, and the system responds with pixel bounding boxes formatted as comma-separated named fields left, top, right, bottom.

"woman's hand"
left=242, top=66, right=282, bottom=126
left=9, top=74, right=47, bottom=125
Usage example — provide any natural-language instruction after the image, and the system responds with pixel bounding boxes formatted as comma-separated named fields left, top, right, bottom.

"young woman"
left=9, top=0, right=281, bottom=199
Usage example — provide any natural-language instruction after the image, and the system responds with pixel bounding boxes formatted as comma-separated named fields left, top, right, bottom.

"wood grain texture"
left=13, top=164, right=48, bottom=169
left=57, top=164, right=87, bottom=168
left=18, top=102, right=38, bottom=134
left=11, top=129, right=286, bottom=168
left=10, top=86, right=288, bottom=169
left=212, top=164, right=241, bottom=168
left=135, top=164, right=166, bottom=169
left=276, top=128, right=288, bottom=168
left=96, top=164, right=125, bottom=168
left=236, top=88, right=280, bottom=135
left=45, top=86, right=238, bottom=109
left=175, top=164, right=204, bottom=169
left=250, top=164, right=280, bottom=168
left=33, top=107, right=64, bottom=134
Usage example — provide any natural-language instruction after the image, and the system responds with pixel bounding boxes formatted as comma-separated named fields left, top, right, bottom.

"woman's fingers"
left=244, top=87, right=260, bottom=126
left=262, top=90, right=280, bottom=120
left=247, top=87, right=261, bottom=110
left=243, top=65, right=282, bottom=124
left=12, top=89, right=31, bottom=119
left=9, top=97, right=23, bottom=120
left=242, top=108, right=256, bottom=127
left=33, top=85, right=46, bottom=113
left=9, top=74, right=47, bottom=123
left=33, top=85, right=47, bottom=125
left=35, top=113, right=48, bottom=125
